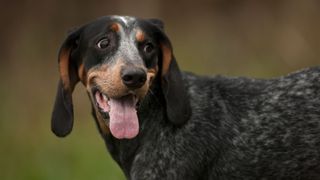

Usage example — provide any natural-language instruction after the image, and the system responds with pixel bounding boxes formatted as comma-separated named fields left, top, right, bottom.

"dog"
left=51, top=15, right=320, bottom=179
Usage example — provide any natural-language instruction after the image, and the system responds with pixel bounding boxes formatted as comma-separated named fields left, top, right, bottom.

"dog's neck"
left=101, top=78, right=167, bottom=176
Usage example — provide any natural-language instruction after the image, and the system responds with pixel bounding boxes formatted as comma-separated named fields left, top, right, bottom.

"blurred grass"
left=0, top=87, right=125, bottom=180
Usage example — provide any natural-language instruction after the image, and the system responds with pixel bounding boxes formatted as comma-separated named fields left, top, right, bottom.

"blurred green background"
left=0, top=0, right=319, bottom=179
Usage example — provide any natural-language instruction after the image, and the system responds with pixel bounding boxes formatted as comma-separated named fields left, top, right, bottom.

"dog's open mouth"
left=94, top=90, right=139, bottom=139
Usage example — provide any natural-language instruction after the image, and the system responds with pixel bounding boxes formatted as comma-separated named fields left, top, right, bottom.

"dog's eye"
left=97, top=38, right=110, bottom=49
left=143, top=43, right=154, bottom=54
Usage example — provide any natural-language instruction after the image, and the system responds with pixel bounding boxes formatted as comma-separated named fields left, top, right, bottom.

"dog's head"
left=51, top=16, right=191, bottom=139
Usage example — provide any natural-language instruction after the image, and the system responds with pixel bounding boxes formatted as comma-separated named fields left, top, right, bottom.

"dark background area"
left=0, top=0, right=319, bottom=179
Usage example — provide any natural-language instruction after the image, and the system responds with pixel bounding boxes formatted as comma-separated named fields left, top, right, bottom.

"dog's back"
left=181, top=67, right=320, bottom=179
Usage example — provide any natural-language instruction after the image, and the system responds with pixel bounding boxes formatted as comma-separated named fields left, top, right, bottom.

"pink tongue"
left=108, top=96, right=139, bottom=139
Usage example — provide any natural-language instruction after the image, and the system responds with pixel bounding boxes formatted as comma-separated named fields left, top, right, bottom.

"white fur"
left=113, top=15, right=136, bottom=27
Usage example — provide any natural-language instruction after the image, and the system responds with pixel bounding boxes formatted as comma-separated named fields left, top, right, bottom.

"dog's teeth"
left=103, top=94, right=108, bottom=101
left=134, top=96, right=139, bottom=104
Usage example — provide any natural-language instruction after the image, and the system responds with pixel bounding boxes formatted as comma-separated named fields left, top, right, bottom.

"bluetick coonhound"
left=51, top=15, right=320, bottom=179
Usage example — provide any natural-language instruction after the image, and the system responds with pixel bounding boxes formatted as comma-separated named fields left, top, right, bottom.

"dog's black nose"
left=121, top=67, right=147, bottom=89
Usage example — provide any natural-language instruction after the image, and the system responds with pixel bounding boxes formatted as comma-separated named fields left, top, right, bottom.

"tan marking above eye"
left=110, top=23, right=120, bottom=32
left=136, top=30, right=145, bottom=42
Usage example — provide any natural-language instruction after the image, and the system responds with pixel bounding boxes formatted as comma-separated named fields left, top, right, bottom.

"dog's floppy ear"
left=156, top=27, right=192, bottom=125
left=51, top=28, right=82, bottom=137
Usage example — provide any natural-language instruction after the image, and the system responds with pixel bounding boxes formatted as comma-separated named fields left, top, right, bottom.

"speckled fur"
left=52, top=16, right=320, bottom=180
left=104, top=67, right=320, bottom=180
